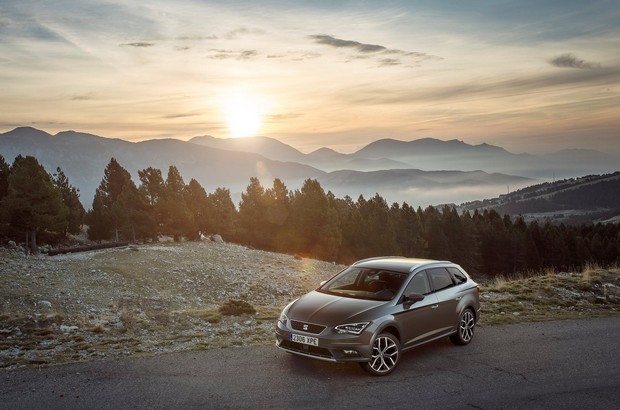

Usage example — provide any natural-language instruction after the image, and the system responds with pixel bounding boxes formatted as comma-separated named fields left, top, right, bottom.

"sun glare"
left=221, top=92, right=264, bottom=138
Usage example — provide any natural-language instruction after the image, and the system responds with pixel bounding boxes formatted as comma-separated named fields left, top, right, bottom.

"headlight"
left=334, top=322, right=370, bottom=335
left=278, top=311, right=289, bottom=326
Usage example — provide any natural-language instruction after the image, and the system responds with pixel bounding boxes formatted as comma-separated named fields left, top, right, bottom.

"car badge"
left=303, top=324, right=309, bottom=331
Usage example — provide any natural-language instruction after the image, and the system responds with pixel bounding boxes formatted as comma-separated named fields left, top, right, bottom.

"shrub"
left=219, top=299, right=256, bottom=316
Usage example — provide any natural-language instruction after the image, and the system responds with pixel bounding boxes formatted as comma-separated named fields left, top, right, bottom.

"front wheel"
left=450, top=309, right=476, bottom=345
left=360, top=333, right=401, bottom=376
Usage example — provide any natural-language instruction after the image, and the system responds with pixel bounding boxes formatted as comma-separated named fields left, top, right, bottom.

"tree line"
left=1, top=155, right=618, bottom=276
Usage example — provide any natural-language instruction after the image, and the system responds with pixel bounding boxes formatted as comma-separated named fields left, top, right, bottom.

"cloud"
left=121, top=42, right=155, bottom=48
left=378, top=58, right=402, bottom=67
left=223, top=27, right=264, bottom=40
left=344, top=65, right=620, bottom=105
left=308, top=34, right=439, bottom=67
left=208, top=49, right=259, bottom=60
left=309, top=34, right=387, bottom=53
left=162, top=113, right=200, bottom=119
left=176, top=35, right=218, bottom=41
left=550, top=53, right=601, bottom=69
left=69, top=93, right=95, bottom=101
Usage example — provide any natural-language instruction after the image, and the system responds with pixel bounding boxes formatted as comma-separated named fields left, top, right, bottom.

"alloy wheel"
left=459, top=310, right=475, bottom=343
left=366, top=334, right=400, bottom=375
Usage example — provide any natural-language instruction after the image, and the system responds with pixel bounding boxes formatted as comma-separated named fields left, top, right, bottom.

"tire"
left=360, top=333, right=401, bottom=376
left=450, top=309, right=476, bottom=345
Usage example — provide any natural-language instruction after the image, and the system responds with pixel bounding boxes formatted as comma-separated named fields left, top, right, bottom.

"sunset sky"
left=1, top=0, right=619, bottom=154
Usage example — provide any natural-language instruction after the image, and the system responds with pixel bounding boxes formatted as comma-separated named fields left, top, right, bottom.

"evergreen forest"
left=1, top=154, right=619, bottom=277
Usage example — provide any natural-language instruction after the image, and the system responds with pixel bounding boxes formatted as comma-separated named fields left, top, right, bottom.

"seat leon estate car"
left=276, top=257, right=480, bottom=376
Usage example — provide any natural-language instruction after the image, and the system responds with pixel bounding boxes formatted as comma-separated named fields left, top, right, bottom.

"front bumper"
left=275, top=320, right=374, bottom=363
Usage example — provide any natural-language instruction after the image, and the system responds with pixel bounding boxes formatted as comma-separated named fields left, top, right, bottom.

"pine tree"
left=87, top=158, right=145, bottom=242
left=355, top=194, right=399, bottom=257
left=186, top=178, right=210, bottom=238
left=138, top=167, right=165, bottom=207
left=394, top=202, right=426, bottom=258
left=87, top=189, right=110, bottom=241
left=264, top=178, right=291, bottom=251
left=53, top=167, right=85, bottom=235
left=237, top=177, right=270, bottom=248
left=0, top=155, right=10, bottom=200
left=288, top=179, right=342, bottom=260
left=208, top=187, right=236, bottom=240
left=1, top=156, right=68, bottom=253
left=158, top=166, right=194, bottom=241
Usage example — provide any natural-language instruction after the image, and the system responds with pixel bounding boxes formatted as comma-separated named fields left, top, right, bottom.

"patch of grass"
left=480, top=266, right=620, bottom=326
left=219, top=299, right=256, bottom=316
left=181, top=308, right=222, bottom=324
left=255, top=306, right=282, bottom=321
left=90, top=324, right=106, bottom=334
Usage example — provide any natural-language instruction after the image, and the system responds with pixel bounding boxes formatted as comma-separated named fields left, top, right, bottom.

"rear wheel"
left=361, top=333, right=401, bottom=376
left=450, top=309, right=475, bottom=345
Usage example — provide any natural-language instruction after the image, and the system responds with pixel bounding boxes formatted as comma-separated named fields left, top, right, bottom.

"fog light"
left=343, top=349, right=358, bottom=356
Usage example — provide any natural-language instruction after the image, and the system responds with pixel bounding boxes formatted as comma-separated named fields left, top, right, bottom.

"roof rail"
left=352, top=256, right=403, bottom=265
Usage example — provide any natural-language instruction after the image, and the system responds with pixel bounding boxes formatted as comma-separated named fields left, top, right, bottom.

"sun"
left=221, top=91, right=264, bottom=138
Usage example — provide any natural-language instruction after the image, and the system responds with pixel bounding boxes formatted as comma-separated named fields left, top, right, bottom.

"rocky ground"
left=1, top=241, right=618, bottom=370
left=0, top=241, right=343, bottom=370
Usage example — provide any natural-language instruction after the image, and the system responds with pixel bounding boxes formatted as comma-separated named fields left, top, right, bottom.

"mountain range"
left=1, top=127, right=617, bottom=209
left=189, top=134, right=619, bottom=178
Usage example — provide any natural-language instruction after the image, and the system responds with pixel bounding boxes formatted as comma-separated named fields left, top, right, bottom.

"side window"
left=447, top=267, right=468, bottom=284
left=427, top=268, right=455, bottom=292
left=404, top=271, right=431, bottom=295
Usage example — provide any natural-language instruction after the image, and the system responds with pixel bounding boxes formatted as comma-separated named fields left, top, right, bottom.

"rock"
left=38, top=300, right=52, bottom=309
left=60, top=325, right=79, bottom=333
left=212, top=234, right=224, bottom=244
left=8, top=240, right=17, bottom=249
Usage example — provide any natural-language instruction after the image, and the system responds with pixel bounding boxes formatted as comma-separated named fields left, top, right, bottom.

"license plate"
left=290, top=333, right=319, bottom=346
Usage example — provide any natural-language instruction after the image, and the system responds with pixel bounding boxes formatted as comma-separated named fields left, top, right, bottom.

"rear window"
left=447, top=267, right=468, bottom=284
left=427, top=268, right=454, bottom=292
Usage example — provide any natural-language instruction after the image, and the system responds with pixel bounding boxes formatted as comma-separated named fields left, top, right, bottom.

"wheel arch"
left=379, top=324, right=401, bottom=342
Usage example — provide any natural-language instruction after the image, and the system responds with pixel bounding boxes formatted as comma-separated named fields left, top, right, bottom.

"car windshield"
left=318, top=267, right=408, bottom=301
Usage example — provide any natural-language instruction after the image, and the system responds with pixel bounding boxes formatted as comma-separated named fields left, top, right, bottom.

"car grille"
left=280, top=340, right=333, bottom=359
left=290, top=320, right=326, bottom=334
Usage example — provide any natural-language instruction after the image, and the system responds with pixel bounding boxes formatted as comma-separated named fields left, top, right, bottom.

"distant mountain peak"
left=3, top=126, right=52, bottom=138
left=308, top=147, right=344, bottom=160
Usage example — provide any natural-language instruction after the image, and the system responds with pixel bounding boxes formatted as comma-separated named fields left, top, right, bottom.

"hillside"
left=459, top=172, right=620, bottom=224
left=1, top=241, right=618, bottom=370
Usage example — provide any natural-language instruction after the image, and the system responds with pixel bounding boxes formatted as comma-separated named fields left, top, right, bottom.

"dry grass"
left=480, top=265, right=620, bottom=325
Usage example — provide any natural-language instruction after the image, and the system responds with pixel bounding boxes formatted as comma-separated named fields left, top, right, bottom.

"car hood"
left=287, top=291, right=386, bottom=326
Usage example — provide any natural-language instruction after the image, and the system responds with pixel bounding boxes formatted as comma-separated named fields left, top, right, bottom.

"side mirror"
left=403, top=292, right=424, bottom=308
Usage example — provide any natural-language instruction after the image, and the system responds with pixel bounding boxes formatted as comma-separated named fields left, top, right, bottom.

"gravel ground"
left=0, top=241, right=344, bottom=370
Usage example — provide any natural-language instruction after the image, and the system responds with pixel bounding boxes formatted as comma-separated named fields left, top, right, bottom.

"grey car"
left=275, top=257, right=480, bottom=375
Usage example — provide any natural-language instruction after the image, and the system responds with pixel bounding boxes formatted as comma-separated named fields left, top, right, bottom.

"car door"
left=395, top=271, right=440, bottom=349
left=427, top=267, right=459, bottom=336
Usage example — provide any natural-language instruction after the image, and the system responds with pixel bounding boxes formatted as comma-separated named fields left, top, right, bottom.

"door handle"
left=431, top=304, right=439, bottom=309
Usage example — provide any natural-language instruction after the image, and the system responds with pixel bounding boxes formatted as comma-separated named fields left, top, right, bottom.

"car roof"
left=352, top=256, right=451, bottom=274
